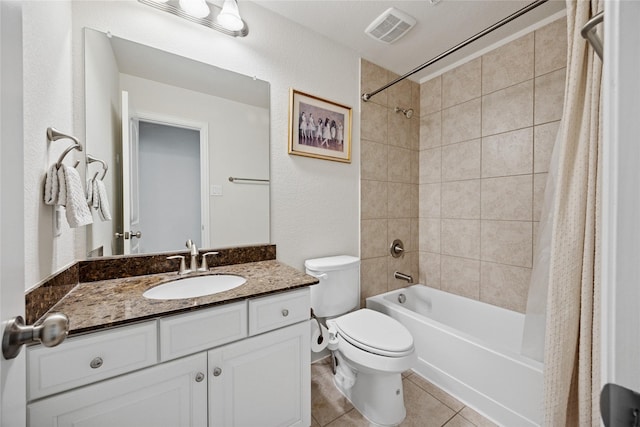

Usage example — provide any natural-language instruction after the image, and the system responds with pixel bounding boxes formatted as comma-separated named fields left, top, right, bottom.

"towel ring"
left=47, top=127, right=83, bottom=169
left=87, top=154, right=108, bottom=180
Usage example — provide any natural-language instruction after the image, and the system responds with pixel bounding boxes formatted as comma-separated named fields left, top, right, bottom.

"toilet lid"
left=334, top=309, right=414, bottom=357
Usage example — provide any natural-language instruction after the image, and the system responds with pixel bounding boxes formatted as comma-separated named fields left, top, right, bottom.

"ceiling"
left=251, top=0, right=566, bottom=83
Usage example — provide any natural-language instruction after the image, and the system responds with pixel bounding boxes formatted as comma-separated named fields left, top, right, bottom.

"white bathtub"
left=366, top=285, right=543, bottom=427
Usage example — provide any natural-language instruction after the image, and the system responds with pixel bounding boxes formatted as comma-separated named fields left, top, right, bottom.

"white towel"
left=59, top=165, right=93, bottom=228
left=95, top=180, right=112, bottom=221
left=86, top=178, right=94, bottom=207
left=44, top=165, right=59, bottom=205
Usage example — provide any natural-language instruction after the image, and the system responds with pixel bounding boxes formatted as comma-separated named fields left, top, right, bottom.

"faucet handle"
left=199, top=252, right=219, bottom=271
left=167, top=255, right=190, bottom=275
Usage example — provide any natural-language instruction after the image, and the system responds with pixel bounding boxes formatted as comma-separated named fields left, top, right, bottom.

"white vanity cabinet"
left=26, top=287, right=311, bottom=427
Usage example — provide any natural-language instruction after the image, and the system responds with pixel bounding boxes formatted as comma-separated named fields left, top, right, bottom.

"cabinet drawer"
left=27, top=321, right=157, bottom=401
left=160, top=300, right=247, bottom=361
left=248, top=288, right=310, bottom=336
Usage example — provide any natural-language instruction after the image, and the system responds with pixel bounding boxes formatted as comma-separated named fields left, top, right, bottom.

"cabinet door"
left=208, top=322, right=310, bottom=427
left=28, top=353, right=207, bottom=427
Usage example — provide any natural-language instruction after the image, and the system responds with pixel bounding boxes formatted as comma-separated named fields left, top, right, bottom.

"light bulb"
left=179, top=0, right=210, bottom=18
left=217, top=0, right=244, bottom=31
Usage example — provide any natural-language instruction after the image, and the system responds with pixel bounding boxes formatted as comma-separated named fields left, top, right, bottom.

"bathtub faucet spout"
left=394, top=271, right=413, bottom=284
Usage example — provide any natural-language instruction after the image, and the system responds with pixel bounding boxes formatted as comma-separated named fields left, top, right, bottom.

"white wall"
left=84, top=28, right=120, bottom=256
left=22, top=0, right=361, bottom=288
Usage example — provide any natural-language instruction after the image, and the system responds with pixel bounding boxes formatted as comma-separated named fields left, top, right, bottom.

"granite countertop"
left=48, top=260, right=319, bottom=335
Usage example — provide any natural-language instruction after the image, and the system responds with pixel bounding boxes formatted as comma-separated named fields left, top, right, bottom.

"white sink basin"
left=143, top=275, right=247, bottom=300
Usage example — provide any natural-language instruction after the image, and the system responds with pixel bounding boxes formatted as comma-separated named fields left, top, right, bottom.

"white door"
left=1, top=2, right=27, bottom=424
left=602, top=0, right=640, bottom=410
left=120, top=90, right=141, bottom=255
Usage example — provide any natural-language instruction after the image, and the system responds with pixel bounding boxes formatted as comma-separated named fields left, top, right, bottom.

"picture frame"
left=288, top=88, right=352, bottom=163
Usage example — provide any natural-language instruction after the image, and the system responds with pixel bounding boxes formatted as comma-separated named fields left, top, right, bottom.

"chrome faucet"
left=394, top=271, right=413, bottom=284
left=186, top=239, right=198, bottom=272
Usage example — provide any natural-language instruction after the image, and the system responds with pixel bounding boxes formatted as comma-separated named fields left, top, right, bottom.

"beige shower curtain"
left=543, top=0, right=603, bottom=425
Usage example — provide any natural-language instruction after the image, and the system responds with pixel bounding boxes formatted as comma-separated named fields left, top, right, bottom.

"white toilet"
left=305, top=255, right=416, bottom=427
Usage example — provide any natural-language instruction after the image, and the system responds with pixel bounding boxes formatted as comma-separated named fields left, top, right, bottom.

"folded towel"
left=44, top=165, right=59, bottom=205
left=57, top=167, right=67, bottom=207
left=95, top=180, right=112, bottom=221
left=59, top=165, right=93, bottom=228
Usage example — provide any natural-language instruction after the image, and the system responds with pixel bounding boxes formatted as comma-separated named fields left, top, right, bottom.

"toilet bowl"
left=306, top=255, right=416, bottom=426
left=327, top=308, right=416, bottom=427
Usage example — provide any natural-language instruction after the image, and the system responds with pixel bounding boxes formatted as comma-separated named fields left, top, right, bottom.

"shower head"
left=394, top=106, right=414, bottom=119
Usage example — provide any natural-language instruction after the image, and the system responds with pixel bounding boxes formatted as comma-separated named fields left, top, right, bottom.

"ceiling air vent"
left=365, top=8, right=416, bottom=44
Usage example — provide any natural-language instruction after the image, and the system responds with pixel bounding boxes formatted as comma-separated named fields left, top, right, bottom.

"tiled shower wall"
left=418, top=17, right=567, bottom=312
left=360, top=61, right=420, bottom=307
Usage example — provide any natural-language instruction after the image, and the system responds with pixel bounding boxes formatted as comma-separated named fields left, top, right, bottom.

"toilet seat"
left=333, top=309, right=414, bottom=357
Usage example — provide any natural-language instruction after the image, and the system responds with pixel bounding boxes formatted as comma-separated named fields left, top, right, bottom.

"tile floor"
left=311, top=358, right=497, bottom=427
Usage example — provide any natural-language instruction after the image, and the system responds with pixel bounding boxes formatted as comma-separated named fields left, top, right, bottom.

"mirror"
left=84, top=28, right=270, bottom=256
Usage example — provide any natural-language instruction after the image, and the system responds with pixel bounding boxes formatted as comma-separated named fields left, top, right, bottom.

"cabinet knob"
left=213, top=367, right=222, bottom=377
left=195, top=372, right=205, bottom=382
left=282, top=309, right=289, bottom=317
left=90, top=357, right=103, bottom=369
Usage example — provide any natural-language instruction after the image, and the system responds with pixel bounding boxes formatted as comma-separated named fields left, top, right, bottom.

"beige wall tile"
left=442, top=57, right=481, bottom=108
left=482, top=33, right=534, bottom=95
left=388, top=106, right=411, bottom=148
left=420, top=111, right=441, bottom=150
left=410, top=184, right=419, bottom=218
left=388, top=182, right=412, bottom=218
left=481, top=220, right=533, bottom=267
left=411, top=81, right=421, bottom=116
left=533, top=173, right=548, bottom=222
left=410, top=148, right=419, bottom=184
left=482, top=80, right=533, bottom=136
left=534, top=68, right=566, bottom=125
left=361, top=180, right=388, bottom=219
left=410, top=115, right=420, bottom=151
left=441, top=180, right=481, bottom=219
left=361, top=219, right=388, bottom=259
left=534, top=121, right=559, bottom=173
left=419, top=218, right=440, bottom=253
left=535, top=17, right=568, bottom=77
left=419, top=252, right=441, bottom=288
left=388, top=77, right=413, bottom=112
left=420, top=75, right=441, bottom=116
left=360, top=257, right=388, bottom=300
left=441, top=255, right=480, bottom=299
left=480, top=262, right=531, bottom=313
left=361, top=101, right=388, bottom=143
left=441, top=219, right=480, bottom=259
left=388, top=146, right=412, bottom=183
left=361, top=139, right=388, bottom=181
left=361, top=59, right=389, bottom=107
left=442, top=139, right=481, bottom=182
left=419, top=183, right=441, bottom=218
left=481, top=175, right=533, bottom=221
left=481, top=127, right=533, bottom=178
left=442, top=98, right=482, bottom=145
left=419, top=147, right=441, bottom=184
left=533, top=221, right=540, bottom=258
left=410, top=218, right=419, bottom=252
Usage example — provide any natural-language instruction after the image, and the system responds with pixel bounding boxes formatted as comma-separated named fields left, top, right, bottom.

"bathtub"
left=366, top=285, right=543, bottom=427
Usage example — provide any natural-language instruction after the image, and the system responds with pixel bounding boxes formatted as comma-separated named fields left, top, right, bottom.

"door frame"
left=134, top=111, right=210, bottom=249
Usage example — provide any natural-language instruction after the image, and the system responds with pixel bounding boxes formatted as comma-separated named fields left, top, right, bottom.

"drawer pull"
left=90, top=357, right=103, bottom=369
left=195, top=372, right=205, bottom=382
left=213, top=367, right=222, bottom=377
left=282, top=309, right=289, bottom=317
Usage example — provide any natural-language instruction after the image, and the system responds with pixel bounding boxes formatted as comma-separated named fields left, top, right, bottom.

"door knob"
left=131, top=231, right=142, bottom=239
left=2, top=312, right=69, bottom=360
left=114, top=231, right=142, bottom=240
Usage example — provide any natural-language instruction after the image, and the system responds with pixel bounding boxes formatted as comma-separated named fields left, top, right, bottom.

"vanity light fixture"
left=138, top=0, right=248, bottom=37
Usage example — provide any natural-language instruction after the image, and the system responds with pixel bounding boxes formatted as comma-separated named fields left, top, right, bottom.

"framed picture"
left=288, top=88, right=352, bottom=163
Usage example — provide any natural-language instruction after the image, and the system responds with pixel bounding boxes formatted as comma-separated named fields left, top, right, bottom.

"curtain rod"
left=361, top=0, right=549, bottom=102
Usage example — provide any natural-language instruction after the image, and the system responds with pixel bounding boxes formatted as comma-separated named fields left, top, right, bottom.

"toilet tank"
left=305, top=255, right=360, bottom=318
